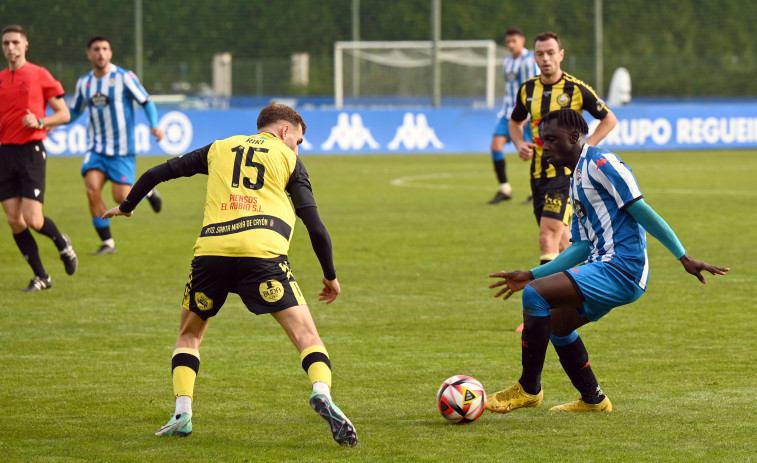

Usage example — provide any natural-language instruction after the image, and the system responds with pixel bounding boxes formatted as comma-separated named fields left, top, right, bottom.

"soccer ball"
left=436, top=375, right=486, bottom=423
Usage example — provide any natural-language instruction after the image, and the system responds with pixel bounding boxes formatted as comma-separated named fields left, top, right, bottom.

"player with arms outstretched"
left=486, top=108, right=728, bottom=413
left=103, top=103, right=357, bottom=446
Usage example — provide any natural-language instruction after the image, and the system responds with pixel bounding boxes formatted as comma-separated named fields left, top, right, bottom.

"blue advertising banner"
left=43, top=102, right=757, bottom=157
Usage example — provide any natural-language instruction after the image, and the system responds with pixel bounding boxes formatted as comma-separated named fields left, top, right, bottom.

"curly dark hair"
left=541, top=108, right=589, bottom=135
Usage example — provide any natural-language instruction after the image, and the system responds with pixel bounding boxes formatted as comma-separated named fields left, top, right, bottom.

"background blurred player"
left=487, top=27, right=539, bottom=204
left=70, top=36, right=164, bottom=255
left=509, top=31, right=617, bottom=265
left=0, top=24, right=77, bottom=291
left=487, top=108, right=728, bottom=413
left=103, top=103, right=357, bottom=447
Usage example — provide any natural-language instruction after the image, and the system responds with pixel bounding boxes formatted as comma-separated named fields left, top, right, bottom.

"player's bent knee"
left=522, top=285, right=551, bottom=317
left=550, top=331, right=578, bottom=346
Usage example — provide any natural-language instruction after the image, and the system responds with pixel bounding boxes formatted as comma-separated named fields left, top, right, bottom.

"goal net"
left=334, top=40, right=501, bottom=108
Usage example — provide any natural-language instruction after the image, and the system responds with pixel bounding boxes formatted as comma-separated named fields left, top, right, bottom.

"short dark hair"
left=534, top=31, right=561, bottom=48
left=505, top=27, right=524, bottom=37
left=87, top=36, right=110, bottom=49
left=2, top=25, right=27, bottom=38
left=257, top=103, right=306, bottom=135
left=541, top=108, right=589, bottom=136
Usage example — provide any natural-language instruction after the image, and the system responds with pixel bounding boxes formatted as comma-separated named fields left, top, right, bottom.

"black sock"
left=493, top=160, right=507, bottom=183
left=540, top=257, right=553, bottom=265
left=518, top=314, right=552, bottom=395
left=554, top=335, right=605, bottom=404
left=36, top=217, right=65, bottom=250
left=13, top=228, right=48, bottom=278
left=96, top=225, right=112, bottom=242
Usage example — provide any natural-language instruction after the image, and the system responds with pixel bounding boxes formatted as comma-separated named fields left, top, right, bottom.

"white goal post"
left=334, top=40, right=498, bottom=108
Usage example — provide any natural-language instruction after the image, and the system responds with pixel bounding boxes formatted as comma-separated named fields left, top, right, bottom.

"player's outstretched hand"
left=319, top=277, right=341, bottom=304
left=488, top=270, right=533, bottom=300
left=679, top=254, right=729, bottom=284
left=102, top=205, right=133, bottom=219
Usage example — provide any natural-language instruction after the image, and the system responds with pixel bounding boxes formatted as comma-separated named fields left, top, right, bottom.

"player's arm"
left=103, top=144, right=211, bottom=218
left=287, top=158, right=340, bottom=303
left=579, top=85, right=617, bottom=146
left=587, top=110, right=617, bottom=146
left=508, top=86, right=533, bottom=161
left=142, top=100, right=163, bottom=141
left=24, top=96, right=70, bottom=130
left=68, top=79, right=86, bottom=123
left=488, top=241, right=591, bottom=300
left=625, top=199, right=729, bottom=283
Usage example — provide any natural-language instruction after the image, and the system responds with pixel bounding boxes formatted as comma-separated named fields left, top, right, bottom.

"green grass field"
left=1, top=151, right=755, bottom=462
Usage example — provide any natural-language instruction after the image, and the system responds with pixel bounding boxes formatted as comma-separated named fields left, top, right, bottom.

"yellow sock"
left=172, top=347, right=200, bottom=399
left=300, top=345, right=331, bottom=388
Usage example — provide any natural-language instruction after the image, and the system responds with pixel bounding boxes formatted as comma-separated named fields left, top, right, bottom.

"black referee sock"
left=518, top=314, right=552, bottom=395
left=493, top=159, right=507, bottom=183
left=36, top=217, right=65, bottom=251
left=13, top=228, right=48, bottom=278
left=554, top=335, right=605, bottom=404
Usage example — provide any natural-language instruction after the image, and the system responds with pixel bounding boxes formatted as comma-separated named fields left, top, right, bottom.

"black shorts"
left=531, top=176, right=572, bottom=225
left=182, top=255, right=307, bottom=320
left=0, top=141, right=47, bottom=203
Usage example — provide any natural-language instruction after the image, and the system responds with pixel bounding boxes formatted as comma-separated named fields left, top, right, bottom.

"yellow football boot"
left=485, top=382, right=543, bottom=413
left=549, top=396, right=612, bottom=412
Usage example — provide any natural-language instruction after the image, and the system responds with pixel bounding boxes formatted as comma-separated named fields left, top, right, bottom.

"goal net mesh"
left=335, top=41, right=504, bottom=107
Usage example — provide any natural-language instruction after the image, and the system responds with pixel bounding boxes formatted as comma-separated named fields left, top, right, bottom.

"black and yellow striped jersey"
left=511, top=72, right=610, bottom=179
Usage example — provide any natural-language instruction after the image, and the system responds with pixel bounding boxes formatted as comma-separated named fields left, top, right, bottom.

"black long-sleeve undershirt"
left=118, top=146, right=336, bottom=280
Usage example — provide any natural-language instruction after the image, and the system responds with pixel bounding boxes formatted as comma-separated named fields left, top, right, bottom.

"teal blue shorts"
left=81, top=151, right=136, bottom=185
left=564, top=261, right=645, bottom=321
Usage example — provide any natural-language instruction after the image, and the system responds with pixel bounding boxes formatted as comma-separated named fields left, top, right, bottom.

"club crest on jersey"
left=507, top=71, right=517, bottom=80
left=556, top=93, right=570, bottom=107
left=575, top=168, right=582, bottom=184
left=90, top=92, right=110, bottom=107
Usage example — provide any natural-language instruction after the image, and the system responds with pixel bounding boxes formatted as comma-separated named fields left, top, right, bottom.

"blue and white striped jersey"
left=499, top=48, right=539, bottom=119
left=71, top=64, right=151, bottom=156
left=570, top=145, right=650, bottom=289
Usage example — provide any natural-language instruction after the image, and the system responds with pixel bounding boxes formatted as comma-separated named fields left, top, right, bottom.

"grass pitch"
left=1, top=151, right=755, bottom=462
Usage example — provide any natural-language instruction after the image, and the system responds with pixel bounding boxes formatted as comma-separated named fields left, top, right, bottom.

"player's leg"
left=84, top=166, right=117, bottom=255
left=487, top=272, right=583, bottom=413
left=271, top=305, right=357, bottom=447
left=156, top=257, right=228, bottom=437
left=488, top=118, right=512, bottom=204
left=2, top=196, right=51, bottom=290
left=18, top=142, right=78, bottom=275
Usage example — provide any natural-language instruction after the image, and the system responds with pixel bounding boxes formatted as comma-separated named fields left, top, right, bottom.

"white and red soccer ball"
left=436, top=375, right=486, bottom=423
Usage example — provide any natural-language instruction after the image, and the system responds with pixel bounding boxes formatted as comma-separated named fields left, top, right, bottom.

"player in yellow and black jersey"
left=103, top=103, right=357, bottom=447
left=509, top=31, right=617, bottom=266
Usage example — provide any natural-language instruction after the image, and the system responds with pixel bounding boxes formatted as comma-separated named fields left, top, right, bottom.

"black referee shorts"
left=0, top=141, right=48, bottom=203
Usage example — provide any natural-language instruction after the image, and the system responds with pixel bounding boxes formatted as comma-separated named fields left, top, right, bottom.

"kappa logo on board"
left=321, top=113, right=380, bottom=150
left=388, top=113, right=443, bottom=150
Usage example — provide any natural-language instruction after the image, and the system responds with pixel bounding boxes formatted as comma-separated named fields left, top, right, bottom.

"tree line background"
left=2, top=0, right=755, bottom=98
